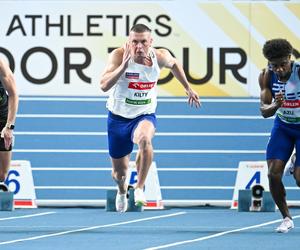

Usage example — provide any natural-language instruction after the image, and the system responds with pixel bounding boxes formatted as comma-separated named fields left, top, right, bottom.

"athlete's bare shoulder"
left=154, top=48, right=176, bottom=69
left=0, top=58, right=9, bottom=76
left=0, top=58, right=4, bottom=71
left=110, top=47, right=124, bottom=61
left=258, top=67, right=271, bottom=90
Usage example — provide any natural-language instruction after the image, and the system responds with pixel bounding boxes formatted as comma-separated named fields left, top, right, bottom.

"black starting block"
left=0, top=183, right=14, bottom=211
left=238, top=186, right=275, bottom=212
left=106, top=187, right=143, bottom=212
left=127, top=188, right=143, bottom=212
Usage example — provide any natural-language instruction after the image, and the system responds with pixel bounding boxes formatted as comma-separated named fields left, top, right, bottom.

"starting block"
left=106, top=187, right=143, bottom=212
left=106, top=189, right=117, bottom=212
left=238, top=186, right=275, bottom=212
left=262, top=191, right=275, bottom=212
left=0, top=183, right=14, bottom=211
left=238, top=190, right=251, bottom=212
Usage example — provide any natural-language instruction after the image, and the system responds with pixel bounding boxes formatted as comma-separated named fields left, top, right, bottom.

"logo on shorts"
left=125, top=72, right=139, bottom=79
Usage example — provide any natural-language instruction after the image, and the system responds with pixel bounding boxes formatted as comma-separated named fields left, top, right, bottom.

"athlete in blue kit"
left=259, top=38, right=300, bottom=233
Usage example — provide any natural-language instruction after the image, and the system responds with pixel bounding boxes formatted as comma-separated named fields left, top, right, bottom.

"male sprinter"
left=259, top=38, right=300, bottom=233
left=100, top=23, right=200, bottom=212
left=0, top=58, right=18, bottom=185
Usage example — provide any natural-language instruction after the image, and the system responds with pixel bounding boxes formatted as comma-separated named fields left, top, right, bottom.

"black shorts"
left=0, top=121, right=12, bottom=151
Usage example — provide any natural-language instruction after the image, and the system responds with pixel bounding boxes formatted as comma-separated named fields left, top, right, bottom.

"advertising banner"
left=0, top=0, right=299, bottom=96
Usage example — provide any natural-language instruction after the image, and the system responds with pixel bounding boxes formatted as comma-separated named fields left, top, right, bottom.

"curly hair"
left=262, top=38, right=293, bottom=61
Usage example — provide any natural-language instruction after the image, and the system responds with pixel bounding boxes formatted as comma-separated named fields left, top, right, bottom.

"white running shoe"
left=275, top=217, right=294, bottom=233
left=134, top=188, right=147, bottom=207
left=284, top=153, right=296, bottom=176
left=115, top=192, right=128, bottom=212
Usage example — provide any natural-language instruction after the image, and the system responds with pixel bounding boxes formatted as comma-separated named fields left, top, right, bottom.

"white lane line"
left=34, top=199, right=300, bottom=208
left=34, top=186, right=233, bottom=190
left=159, top=99, right=259, bottom=103
left=144, top=215, right=300, bottom=250
left=0, top=212, right=185, bottom=245
left=32, top=167, right=113, bottom=171
left=34, top=186, right=116, bottom=190
left=31, top=167, right=237, bottom=171
left=20, top=97, right=108, bottom=102
left=19, top=97, right=259, bottom=103
left=158, top=168, right=237, bottom=171
left=17, top=114, right=105, bottom=118
left=16, top=114, right=268, bottom=119
left=31, top=186, right=300, bottom=191
left=33, top=186, right=234, bottom=190
left=14, top=131, right=269, bottom=136
left=13, top=149, right=265, bottom=154
left=158, top=115, right=265, bottom=119
left=32, top=186, right=298, bottom=191
left=0, top=212, right=56, bottom=221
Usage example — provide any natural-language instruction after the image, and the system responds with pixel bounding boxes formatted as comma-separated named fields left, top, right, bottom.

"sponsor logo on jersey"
left=282, top=100, right=300, bottom=108
left=125, top=98, right=151, bottom=105
left=125, top=72, right=139, bottom=79
left=128, top=81, right=155, bottom=90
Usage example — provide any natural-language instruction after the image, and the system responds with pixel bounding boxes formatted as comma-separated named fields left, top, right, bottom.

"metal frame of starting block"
left=106, top=188, right=143, bottom=212
left=238, top=189, right=275, bottom=212
left=0, top=183, right=14, bottom=211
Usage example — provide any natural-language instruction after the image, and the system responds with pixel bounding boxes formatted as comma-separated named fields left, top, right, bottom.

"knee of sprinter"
left=137, top=135, right=152, bottom=151
left=111, top=170, right=126, bottom=183
left=268, top=171, right=282, bottom=183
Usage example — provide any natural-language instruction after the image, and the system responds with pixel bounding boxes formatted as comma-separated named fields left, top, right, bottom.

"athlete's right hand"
left=122, top=42, right=131, bottom=68
left=274, top=91, right=285, bottom=107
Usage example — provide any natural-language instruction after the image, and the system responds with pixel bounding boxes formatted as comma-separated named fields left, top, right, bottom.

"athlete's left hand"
left=186, top=88, right=201, bottom=108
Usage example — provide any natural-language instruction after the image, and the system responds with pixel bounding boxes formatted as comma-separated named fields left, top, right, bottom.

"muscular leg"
left=268, top=159, right=291, bottom=219
left=293, top=166, right=300, bottom=188
left=0, top=151, right=12, bottom=182
left=133, top=120, right=155, bottom=190
left=135, top=150, right=141, bottom=174
left=294, top=144, right=300, bottom=187
left=111, top=155, right=130, bottom=194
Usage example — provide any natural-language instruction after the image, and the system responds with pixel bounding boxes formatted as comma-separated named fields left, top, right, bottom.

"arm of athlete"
left=0, top=59, right=18, bottom=149
left=259, top=68, right=284, bottom=118
left=156, top=48, right=200, bottom=108
left=100, top=43, right=131, bottom=92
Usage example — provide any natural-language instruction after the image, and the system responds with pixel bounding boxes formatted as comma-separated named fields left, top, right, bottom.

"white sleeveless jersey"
left=271, top=62, right=300, bottom=124
left=106, top=48, right=160, bottom=118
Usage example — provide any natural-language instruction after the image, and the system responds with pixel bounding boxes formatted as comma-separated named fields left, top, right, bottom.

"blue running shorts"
left=267, top=116, right=300, bottom=166
left=107, top=112, right=157, bottom=159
